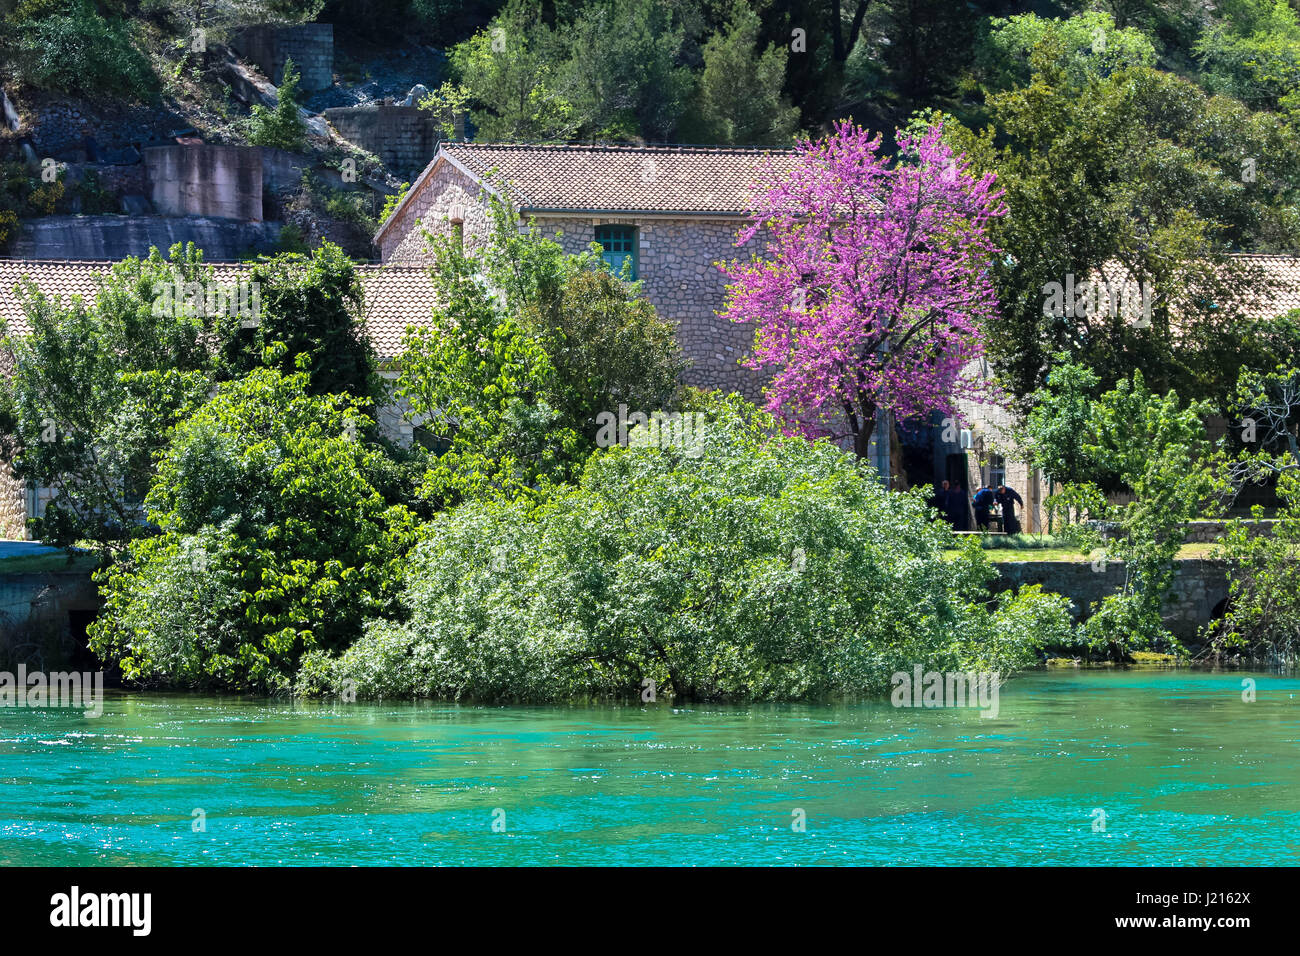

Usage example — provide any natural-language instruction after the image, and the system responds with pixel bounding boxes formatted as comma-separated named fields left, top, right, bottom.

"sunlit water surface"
left=2, top=670, right=1298, bottom=865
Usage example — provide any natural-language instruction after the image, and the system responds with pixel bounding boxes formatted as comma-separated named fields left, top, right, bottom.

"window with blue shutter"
left=596, top=224, right=637, bottom=279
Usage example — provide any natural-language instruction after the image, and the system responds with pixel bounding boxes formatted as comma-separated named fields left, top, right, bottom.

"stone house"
left=375, top=142, right=803, bottom=404
left=0, top=258, right=436, bottom=539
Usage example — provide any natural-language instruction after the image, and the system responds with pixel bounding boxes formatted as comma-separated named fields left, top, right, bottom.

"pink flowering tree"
left=721, top=120, right=1007, bottom=461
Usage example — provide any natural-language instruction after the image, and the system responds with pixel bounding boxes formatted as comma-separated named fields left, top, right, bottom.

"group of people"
left=934, top=480, right=1024, bottom=535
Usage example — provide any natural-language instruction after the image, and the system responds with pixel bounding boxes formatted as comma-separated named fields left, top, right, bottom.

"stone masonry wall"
left=991, top=558, right=1229, bottom=642
left=530, top=216, right=767, bottom=402
left=324, top=105, right=439, bottom=177
left=233, top=23, right=334, bottom=92
left=23, top=95, right=173, bottom=159
left=380, top=163, right=769, bottom=401
left=379, top=159, right=495, bottom=262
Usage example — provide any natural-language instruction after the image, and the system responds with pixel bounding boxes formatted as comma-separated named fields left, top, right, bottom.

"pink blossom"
left=720, top=120, right=1008, bottom=456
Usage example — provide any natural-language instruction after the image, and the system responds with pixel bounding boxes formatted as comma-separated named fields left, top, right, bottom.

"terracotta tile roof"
left=0, top=258, right=434, bottom=362
left=440, top=143, right=800, bottom=216
left=1240, top=254, right=1300, bottom=316
left=1092, top=254, right=1300, bottom=325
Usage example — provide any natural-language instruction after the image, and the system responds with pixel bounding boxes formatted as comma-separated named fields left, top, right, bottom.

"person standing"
left=932, top=480, right=949, bottom=525
left=946, top=481, right=970, bottom=531
left=972, top=484, right=995, bottom=531
left=995, top=484, right=1024, bottom=535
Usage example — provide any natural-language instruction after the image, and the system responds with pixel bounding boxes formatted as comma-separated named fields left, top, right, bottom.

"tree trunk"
left=854, top=415, right=876, bottom=460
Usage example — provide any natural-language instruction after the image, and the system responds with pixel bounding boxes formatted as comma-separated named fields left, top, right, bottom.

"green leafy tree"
left=976, top=11, right=1157, bottom=93
left=397, top=235, right=573, bottom=507
left=1210, top=364, right=1300, bottom=658
left=88, top=368, right=417, bottom=693
left=397, top=199, right=687, bottom=507
left=1, top=0, right=158, bottom=101
left=1196, top=0, right=1300, bottom=114
left=0, top=245, right=216, bottom=553
left=247, top=57, right=308, bottom=151
left=1022, top=357, right=1111, bottom=490
left=1050, top=372, right=1224, bottom=656
left=447, top=0, right=576, bottom=142
left=686, top=1, right=800, bottom=145
left=947, top=49, right=1300, bottom=401
left=214, top=242, right=379, bottom=405
left=305, top=395, right=1074, bottom=702
left=558, top=0, right=695, bottom=141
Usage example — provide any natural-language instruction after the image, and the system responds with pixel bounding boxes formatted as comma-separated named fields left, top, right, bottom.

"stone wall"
left=144, top=145, right=263, bottom=221
left=324, top=105, right=439, bottom=177
left=1180, top=520, right=1275, bottom=543
left=0, top=571, right=100, bottom=650
left=10, top=215, right=281, bottom=261
left=233, top=23, right=334, bottom=92
left=536, top=216, right=767, bottom=401
left=21, top=94, right=173, bottom=159
left=0, top=475, right=25, bottom=541
left=990, top=557, right=1229, bottom=642
left=379, top=161, right=769, bottom=400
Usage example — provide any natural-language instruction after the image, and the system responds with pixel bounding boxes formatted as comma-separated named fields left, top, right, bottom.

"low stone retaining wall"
left=1180, top=519, right=1276, bottom=544
left=323, top=104, right=439, bottom=176
left=0, top=570, right=99, bottom=655
left=11, top=215, right=281, bottom=260
left=990, top=557, right=1229, bottom=642
left=233, top=23, right=334, bottom=92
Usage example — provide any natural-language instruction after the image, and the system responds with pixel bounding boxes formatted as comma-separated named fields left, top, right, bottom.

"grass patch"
left=0, top=550, right=98, bottom=575
left=944, top=540, right=1220, bottom=562
left=1129, top=650, right=1181, bottom=664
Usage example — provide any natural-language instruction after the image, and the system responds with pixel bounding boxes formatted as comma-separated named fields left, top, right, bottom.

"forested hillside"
left=1, top=0, right=1298, bottom=400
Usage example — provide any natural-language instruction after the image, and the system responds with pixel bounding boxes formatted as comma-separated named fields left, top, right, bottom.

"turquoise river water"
left=2, top=669, right=1299, bottom=865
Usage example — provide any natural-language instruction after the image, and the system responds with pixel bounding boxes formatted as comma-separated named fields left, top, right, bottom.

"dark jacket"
left=995, top=488, right=1023, bottom=515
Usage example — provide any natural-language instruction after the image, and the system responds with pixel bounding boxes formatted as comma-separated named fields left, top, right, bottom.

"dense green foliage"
left=685, top=1, right=801, bottom=144
left=247, top=58, right=309, bottom=151
left=1210, top=365, right=1300, bottom=658
left=1, top=0, right=158, bottom=101
left=0, top=243, right=383, bottom=551
left=395, top=201, right=686, bottom=507
left=1048, top=370, right=1224, bottom=655
left=0, top=246, right=216, bottom=552
left=213, top=242, right=379, bottom=404
left=945, top=47, right=1300, bottom=401
left=303, top=398, right=1074, bottom=702
left=88, top=368, right=417, bottom=693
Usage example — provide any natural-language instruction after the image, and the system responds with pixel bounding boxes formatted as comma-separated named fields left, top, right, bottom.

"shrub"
left=4, top=0, right=157, bottom=101
left=88, top=369, right=418, bottom=693
left=312, top=398, right=1073, bottom=702
left=247, top=57, right=308, bottom=151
